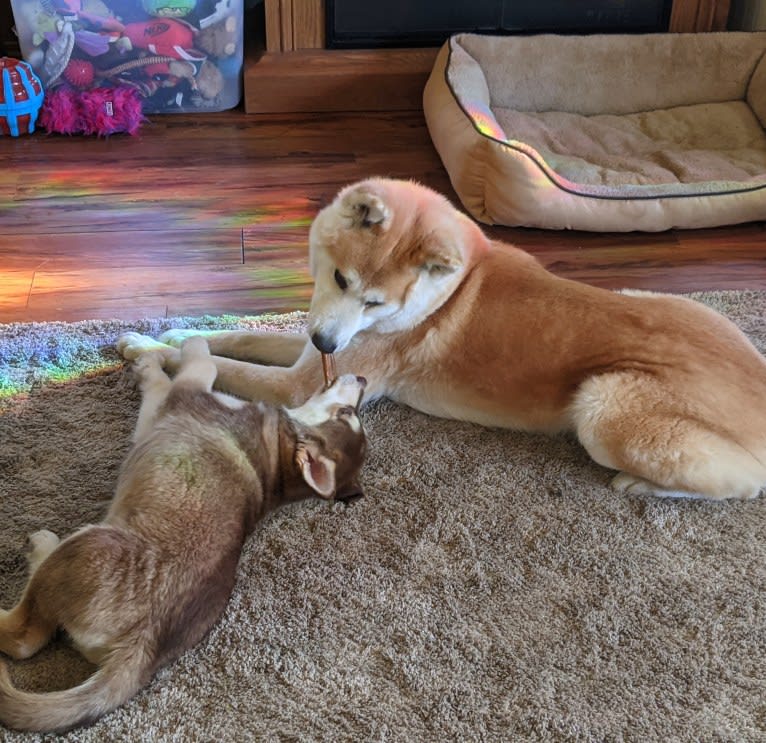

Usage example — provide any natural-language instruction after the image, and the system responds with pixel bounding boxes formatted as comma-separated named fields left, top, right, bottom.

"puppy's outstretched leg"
left=172, top=336, right=218, bottom=392
left=0, top=531, right=60, bottom=660
left=572, top=372, right=766, bottom=501
left=131, top=351, right=172, bottom=443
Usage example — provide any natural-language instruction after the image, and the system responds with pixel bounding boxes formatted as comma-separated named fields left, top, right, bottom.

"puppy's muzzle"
left=330, top=373, right=367, bottom=409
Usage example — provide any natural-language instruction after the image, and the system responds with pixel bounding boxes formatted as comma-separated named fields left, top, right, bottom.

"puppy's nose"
left=311, top=331, right=337, bottom=354
left=336, top=374, right=364, bottom=388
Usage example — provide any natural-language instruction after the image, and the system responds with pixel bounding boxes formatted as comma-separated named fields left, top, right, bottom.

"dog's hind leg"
left=0, top=532, right=61, bottom=659
left=571, top=372, right=765, bottom=501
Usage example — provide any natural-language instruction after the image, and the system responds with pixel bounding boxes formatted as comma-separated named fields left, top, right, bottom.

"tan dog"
left=119, top=178, right=766, bottom=500
left=0, top=337, right=367, bottom=733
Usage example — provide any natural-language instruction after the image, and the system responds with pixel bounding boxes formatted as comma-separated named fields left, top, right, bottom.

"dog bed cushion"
left=423, top=32, right=766, bottom=231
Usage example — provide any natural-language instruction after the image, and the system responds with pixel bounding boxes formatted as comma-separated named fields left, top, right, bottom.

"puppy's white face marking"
left=286, top=374, right=365, bottom=429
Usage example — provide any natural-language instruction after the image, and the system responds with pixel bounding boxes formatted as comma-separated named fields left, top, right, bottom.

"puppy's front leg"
left=172, top=336, right=218, bottom=392
left=131, top=351, right=173, bottom=443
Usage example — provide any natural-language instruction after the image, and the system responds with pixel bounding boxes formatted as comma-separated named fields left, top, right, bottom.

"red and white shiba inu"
left=119, top=177, right=766, bottom=500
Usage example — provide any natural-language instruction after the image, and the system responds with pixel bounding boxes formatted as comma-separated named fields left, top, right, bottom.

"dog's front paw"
left=117, top=332, right=170, bottom=361
left=159, top=328, right=205, bottom=347
left=611, top=472, right=656, bottom=495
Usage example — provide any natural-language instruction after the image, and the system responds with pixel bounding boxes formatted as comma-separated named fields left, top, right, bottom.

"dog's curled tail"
left=0, top=644, right=152, bottom=733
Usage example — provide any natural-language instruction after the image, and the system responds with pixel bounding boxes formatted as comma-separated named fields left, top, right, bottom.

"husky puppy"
left=118, top=178, right=766, bottom=501
left=0, top=337, right=367, bottom=733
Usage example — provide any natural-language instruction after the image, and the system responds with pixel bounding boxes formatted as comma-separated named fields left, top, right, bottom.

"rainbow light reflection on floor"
left=1, top=165, right=318, bottom=232
left=0, top=359, right=125, bottom=401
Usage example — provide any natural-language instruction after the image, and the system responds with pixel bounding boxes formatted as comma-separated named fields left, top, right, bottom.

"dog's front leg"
left=118, top=333, right=322, bottom=406
left=159, top=328, right=309, bottom=367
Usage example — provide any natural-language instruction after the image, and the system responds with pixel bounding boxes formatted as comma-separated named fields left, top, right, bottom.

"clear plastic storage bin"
left=10, top=0, right=243, bottom=112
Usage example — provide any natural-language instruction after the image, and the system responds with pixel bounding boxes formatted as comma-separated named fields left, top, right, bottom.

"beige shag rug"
left=1, top=292, right=766, bottom=742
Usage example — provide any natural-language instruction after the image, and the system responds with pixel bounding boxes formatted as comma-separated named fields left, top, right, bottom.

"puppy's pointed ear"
left=295, top=442, right=336, bottom=498
left=340, top=187, right=391, bottom=230
left=335, top=479, right=365, bottom=504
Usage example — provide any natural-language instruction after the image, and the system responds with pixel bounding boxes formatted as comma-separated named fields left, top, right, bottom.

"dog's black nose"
left=311, top=331, right=337, bottom=354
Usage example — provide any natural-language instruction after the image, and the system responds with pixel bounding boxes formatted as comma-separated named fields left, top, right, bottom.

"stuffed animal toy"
left=39, top=84, right=145, bottom=135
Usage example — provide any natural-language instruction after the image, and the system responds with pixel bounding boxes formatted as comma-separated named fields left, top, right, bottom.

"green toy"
left=141, top=0, right=196, bottom=18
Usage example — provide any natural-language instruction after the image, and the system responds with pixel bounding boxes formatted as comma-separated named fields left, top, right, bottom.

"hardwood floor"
left=1, top=108, right=765, bottom=323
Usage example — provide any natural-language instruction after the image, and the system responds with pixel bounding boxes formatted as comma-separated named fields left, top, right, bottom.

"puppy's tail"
left=0, top=643, right=152, bottom=733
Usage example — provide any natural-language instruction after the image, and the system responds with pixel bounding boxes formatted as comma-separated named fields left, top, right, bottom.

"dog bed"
left=423, top=32, right=766, bottom=231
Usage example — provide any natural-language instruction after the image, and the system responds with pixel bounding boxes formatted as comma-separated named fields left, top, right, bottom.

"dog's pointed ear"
left=420, top=253, right=460, bottom=276
left=295, top=442, right=336, bottom=498
left=341, top=186, right=391, bottom=230
left=419, top=239, right=463, bottom=276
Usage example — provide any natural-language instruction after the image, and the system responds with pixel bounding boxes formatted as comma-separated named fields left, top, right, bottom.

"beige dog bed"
left=423, top=32, right=766, bottom=231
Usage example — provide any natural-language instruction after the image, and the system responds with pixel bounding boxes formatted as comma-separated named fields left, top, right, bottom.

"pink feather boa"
left=39, top=87, right=146, bottom=136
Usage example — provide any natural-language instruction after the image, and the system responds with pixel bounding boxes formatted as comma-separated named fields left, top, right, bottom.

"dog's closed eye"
left=334, top=269, right=348, bottom=290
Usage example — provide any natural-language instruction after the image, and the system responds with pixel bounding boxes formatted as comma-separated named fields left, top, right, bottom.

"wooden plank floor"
left=1, top=108, right=765, bottom=323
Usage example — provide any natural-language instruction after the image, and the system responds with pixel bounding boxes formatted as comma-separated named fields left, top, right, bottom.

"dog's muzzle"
left=311, top=331, right=337, bottom=354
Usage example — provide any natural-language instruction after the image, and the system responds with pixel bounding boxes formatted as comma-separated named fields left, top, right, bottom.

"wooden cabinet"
left=669, top=0, right=732, bottom=31
left=245, top=0, right=732, bottom=113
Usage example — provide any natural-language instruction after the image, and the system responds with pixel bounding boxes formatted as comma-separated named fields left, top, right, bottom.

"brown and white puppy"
left=0, top=337, right=367, bottom=733
left=118, top=177, right=766, bottom=501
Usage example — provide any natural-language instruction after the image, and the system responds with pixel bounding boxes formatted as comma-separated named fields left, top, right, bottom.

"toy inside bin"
left=9, top=0, right=243, bottom=113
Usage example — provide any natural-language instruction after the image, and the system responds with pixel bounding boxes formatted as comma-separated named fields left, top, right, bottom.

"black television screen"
left=326, top=0, right=674, bottom=48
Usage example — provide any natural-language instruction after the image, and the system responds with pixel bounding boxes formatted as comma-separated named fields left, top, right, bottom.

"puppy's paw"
left=28, top=529, right=60, bottom=571
left=180, top=335, right=211, bottom=358
left=133, top=350, right=166, bottom=380
left=29, top=529, right=60, bottom=552
left=117, top=332, right=169, bottom=361
left=159, top=328, right=205, bottom=347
